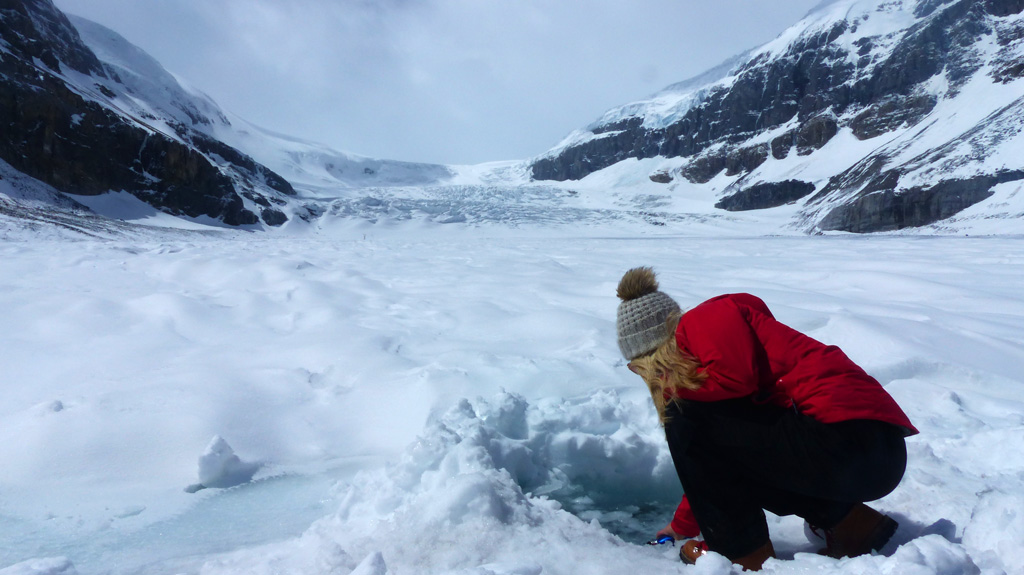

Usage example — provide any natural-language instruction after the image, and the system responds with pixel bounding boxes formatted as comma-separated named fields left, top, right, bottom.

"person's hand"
left=646, top=523, right=680, bottom=545
left=655, top=523, right=680, bottom=542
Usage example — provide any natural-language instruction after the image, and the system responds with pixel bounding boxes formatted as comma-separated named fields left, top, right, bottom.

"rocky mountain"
left=65, top=15, right=455, bottom=198
left=1, top=0, right=454, bottom=229
left=530, top=0, right=1024, bottom=233
left=0, top=0, right=301, bottom=226
left=5, top=0, right=1023, bottom=234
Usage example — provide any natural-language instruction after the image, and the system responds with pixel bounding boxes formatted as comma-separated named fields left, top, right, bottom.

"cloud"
left=53, top=0, right=821, bottom=164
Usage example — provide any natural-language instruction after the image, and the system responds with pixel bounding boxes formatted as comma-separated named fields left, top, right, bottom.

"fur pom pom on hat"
left=616, top=267, right=682, bottom=360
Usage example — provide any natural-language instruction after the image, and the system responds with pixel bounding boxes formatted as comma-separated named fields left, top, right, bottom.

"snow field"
left=1, top=232, right=1023, bottom=574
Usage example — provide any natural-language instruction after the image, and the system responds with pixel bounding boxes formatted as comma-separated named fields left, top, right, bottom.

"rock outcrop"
left=716, top=180, right=816, bottom=212
left=530, top=0, right=1024, bottom=232
left=0, top=0, right=293, bottom=226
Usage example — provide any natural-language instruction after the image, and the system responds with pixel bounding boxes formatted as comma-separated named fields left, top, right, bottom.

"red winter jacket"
left=667, top=293, right=917, bottom=538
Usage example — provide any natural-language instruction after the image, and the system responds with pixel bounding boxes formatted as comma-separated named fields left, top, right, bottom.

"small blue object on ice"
left=646, top=535, right=675, bottom=546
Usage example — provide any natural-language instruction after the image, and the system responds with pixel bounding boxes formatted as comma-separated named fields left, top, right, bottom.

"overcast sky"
left=52, top=0, right=821, bottom=165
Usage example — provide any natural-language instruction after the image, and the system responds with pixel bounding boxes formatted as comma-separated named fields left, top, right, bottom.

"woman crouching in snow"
left=616, top=267, right=916, bottom=571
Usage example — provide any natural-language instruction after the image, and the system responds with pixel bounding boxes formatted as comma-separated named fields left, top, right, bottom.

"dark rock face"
left=531, top=4, right=983, bottom=183
left=530, top=0, right=1023, bottom=232
left=188, top=133, right=295, bottom=198
left=985, top=0, right=1024, bottom=17
left=649, top=170, right=672, bottom=183
left=680, top=143, right=770, bottom=184
left=0, top=68, right=253, bottom=225
left=818, top=172, right=1023, bottom=232
left=530, top=21, right=857, bottom=182
left=795, top=115, right=840, bottom=156
left=716, top=180, right=817, bottom=212
left=260, top=207, right=288, bottom=227
left=766, top=115, right=842, bottom=161
left=679, top=153, right=727, bottom=185
left=0, top=0, right=292, bottom=226
left=992, top=17, right=1024, bottom=83
left=850, top=95, right=937, bottom=140
left=0, top=0, right=106, bottom=76
left=808, top=82, right=1024, bottom=232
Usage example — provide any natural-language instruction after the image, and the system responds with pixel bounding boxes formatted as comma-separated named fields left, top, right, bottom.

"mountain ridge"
left=0, top=0, right=295, bottom=226
left=4, top=0, right=1024, bottom=234
left=529, top=0, right=1024, bottom=233
left=66, top=15, right=456, bottom=196
left=1, top=0, right=456, bottom=229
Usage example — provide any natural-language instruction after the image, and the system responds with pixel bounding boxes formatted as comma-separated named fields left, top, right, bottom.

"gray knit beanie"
left=616, top=267, right=682, bottom=360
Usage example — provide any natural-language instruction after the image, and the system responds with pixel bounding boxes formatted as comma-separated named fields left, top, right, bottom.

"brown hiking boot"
left=816, top=503, right=899, bottom=558
left=680, top=539, right=775, bottom=571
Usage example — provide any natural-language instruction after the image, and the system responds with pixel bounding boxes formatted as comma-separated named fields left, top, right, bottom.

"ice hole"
left=438, top=390, right=683, bottom=543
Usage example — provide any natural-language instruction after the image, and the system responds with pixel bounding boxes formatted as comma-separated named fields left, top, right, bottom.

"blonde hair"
left=629, top=314, right=707, bottom=425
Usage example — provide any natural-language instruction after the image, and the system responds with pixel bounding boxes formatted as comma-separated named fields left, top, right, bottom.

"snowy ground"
left=1, top=219, right=1023, bottom=575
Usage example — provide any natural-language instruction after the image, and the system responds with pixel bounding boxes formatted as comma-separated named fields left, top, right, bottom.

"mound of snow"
left=2, top=233, right=1023, bottom=574
left=199, top=391, right=686, bottom=575
left=197, top=387, right=996, bottom=575
left=188, top=436, right=261, bottom=492
left=349, top=551, right=388, bottom=575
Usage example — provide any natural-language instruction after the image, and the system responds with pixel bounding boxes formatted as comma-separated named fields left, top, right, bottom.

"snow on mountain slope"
left=63, top=16, right=230, bottom=137
left=67, top=15, right=455, bottom=196
left=529, top=0, right=1024, bottom=234
left=208, top=120, right=456, bottom=195
left=0, top=0, right=296, bottom=227
left=14, top=1, right=1022, bottom=235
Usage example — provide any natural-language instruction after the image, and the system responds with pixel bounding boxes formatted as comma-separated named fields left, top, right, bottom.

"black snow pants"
left=663, top=398, right=908, bottom=560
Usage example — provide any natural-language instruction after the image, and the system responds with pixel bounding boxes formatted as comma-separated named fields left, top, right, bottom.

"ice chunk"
left=350, top=551, right=387, bottom=575
left=189, top=436, right=260, bottom=491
